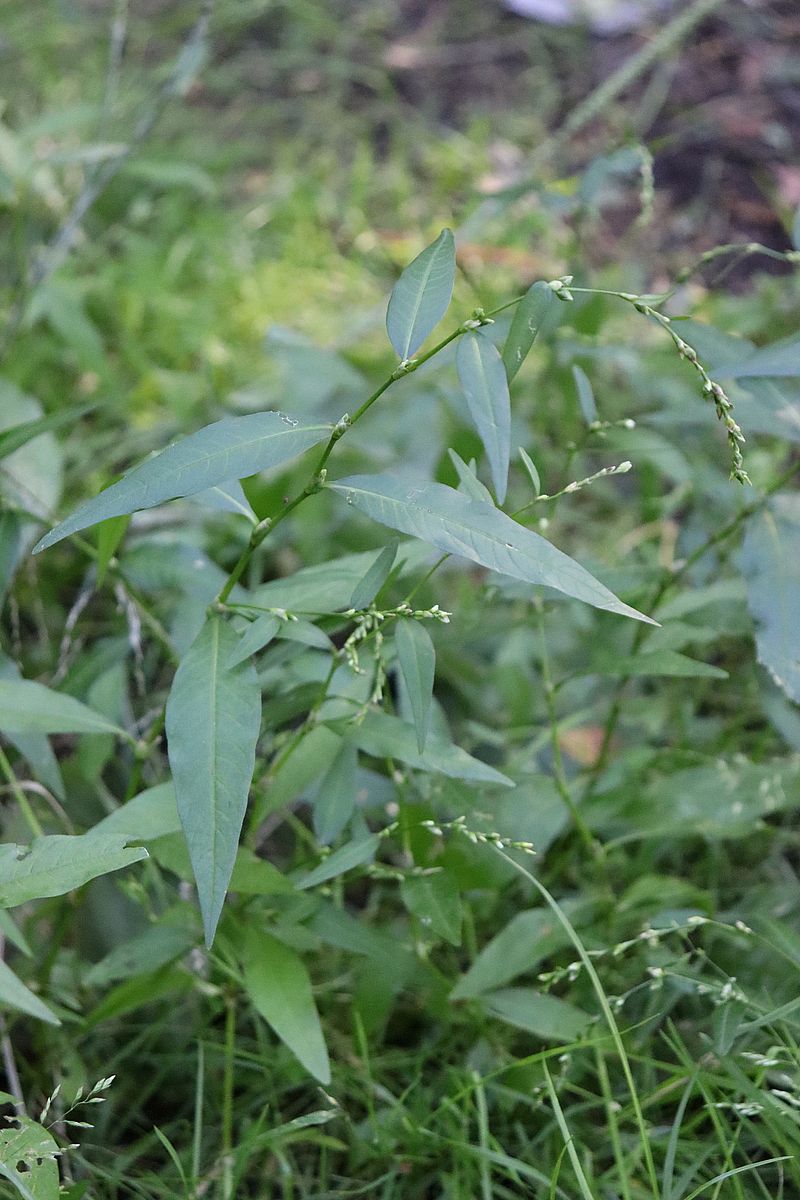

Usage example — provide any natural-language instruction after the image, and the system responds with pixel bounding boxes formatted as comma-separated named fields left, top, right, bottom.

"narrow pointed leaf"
left=572, top=364, right=598, bottom=425
left=242, top=928, right=331, bottom=1083
left=350, top=542, right=398, bottom=609
left=448, top=449, right=494, bottom=504
left=386, top=229, right=456, bottom=359
left=519, top=447, right=541, bottom=496
left=0, top=656, right=64, bottom=798
left=313, top=739, right=359, bottom=844
left=34, top=412, right=331, bottom=552
left=481, top=988, right=591, bottom=1041
left=165, top=616, right=261, bottom=946
left=0, top=679, right=127, bottom=736
left=0, top=831, right=147, bottom=907
left=502, top=280, right=556, bottom=382
left=0, top=960, right=60, bottom=1025
left=329, top=473, right=654, bottom=623
left=401, top=871, right=462, bottom=945
left=296, top=833, right=379, bottom=890
left=351, top=709, right=512, bottom=786
left=456, top=332, right=511, bottom=503
left=395, top=619, right=435, bottom=752
left=227, top=614, right=281, bottom=668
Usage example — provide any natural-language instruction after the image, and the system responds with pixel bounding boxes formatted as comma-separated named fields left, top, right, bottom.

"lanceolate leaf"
left=395, top=619, right=435, bottom=752
left=242, top=928, right=331, bottom=1084
left=502, top=280, right=556, bottom=382
left=350, top=542, right=398, bottom=609
left=0, top=679, right=127, bottom=737
left=296, top=833, right=379, bottom=890
left=165, top=616, right=261, bottom=946
left=227, top=614, right=281, bottom=668
left=34, top=412, right=332, bottom=552
left=481, top=988, right=591, bottom=1041
left=572, top=364, right=598, bottom=425
left=329, top=473, right=654, bottom=623
left=386, top=229, right=456, bottom=360
left=739, top=494, right=800, bottom=703
left=448, top=449, right=494, bottom=504
left=0, top=403, right=98, bottom=463
left=0, top=831, right=147, bottom=907
left=401, top=871, right=462, bottom=945
left=313, top=739, right=359, bottom=844
left=0, top=655, right=64, bottom=799
left=351, top=709, right=512, bottom=786
left=0, top=960, right=60, bottom=1025
left=456, top=332, right=511, bottom=503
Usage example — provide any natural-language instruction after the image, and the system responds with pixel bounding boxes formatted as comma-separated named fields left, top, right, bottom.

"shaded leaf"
left=241, top=928, right=330, bottom=1084
left=395, top=619, right=435, bottom=752
left=0, top=961, right=60, bottom=1026
left=740, top=494, right=800, bottom=702
left=351, top=709, right=512, bottom=786
left=227, top=614, right=281, bottom=668
left=85, top=923, right=195, bottom=987
left=350, top=542, right=398, bottom=610
left=313, top=739, right=359, bottom=844
left=572, top=365, right=598, bottom=425
left=34, top=412, right=331, bottom=552
left=481, top=988, right=591, bottom=1041
left=401, top=871, right=461, bottom=945
left=448, top=449, right=494, bottom=504
left=452, top=908, right=571, bottom=999
left=0, top=831, right=147, bottom=907
left=165, top=616, right=261, bottom=946
left=0, top=655, right=64, bottom=799
left=587, top=650, right=728, bottom=679
left=456, top=332, right=511, bottom=503
left=296, top=833, right=379, bottom=890
left=519, top=447, right=541, bottom=497
left=0, top=403, right=97, bottom=463
left=329, top=472, right=654, bottom=623
left=0, top=680, right=126, bottom=736
left=386, top=229, right=455, bottom=359
left=0, top=1115, right=60, bottom=1198
left=94, top=782, right=180, bottom=842
left=502, top=280, right=556, bottom=382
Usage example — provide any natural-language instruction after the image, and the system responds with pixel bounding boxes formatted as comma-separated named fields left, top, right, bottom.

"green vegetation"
left=1, top=3, right=800, bottom=1197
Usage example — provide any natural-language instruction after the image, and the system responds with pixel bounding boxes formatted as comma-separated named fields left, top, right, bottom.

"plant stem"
left=220, top=994, right=236, bottom=1200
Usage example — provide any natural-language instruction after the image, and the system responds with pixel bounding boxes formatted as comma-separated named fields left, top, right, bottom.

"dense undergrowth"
left=1, top=4, right=800, bottom=1198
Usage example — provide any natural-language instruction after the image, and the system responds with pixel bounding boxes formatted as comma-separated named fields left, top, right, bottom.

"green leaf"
left=0, top=655, right=64, bottom=799
left=587, top=650, right=728, bottom=679
left=94, top=782, right=180, bottom=841
left=0, top=1115, right=61, bottom=1198
left=351, top=709, right=512, bottom=786
left=34, top=412, right=331, bottom=553
left=519, top=447, right=541, bottom=497
left=227, top=614, right=281, bottom=668
left=241, top=928, right=331, bottom=1084
left=740, top=494, right=800, bottom=703
left=84, top=923, right=195, bottom=987
left=401, top=871, right=461, bottom=945
left=448, top=449, right=494, bottom=504
left=721, top=336, right=800, bottom=379
left=296, top=833, right=380, bottom=890
left=0, top=831, right=147, bottom=907
left=0, top=680, right=126, bottom=736
left=95, top=514, right=130, bottom=587
left=0, top=960, right=60, bottom=1025
left=480, top=988, right=591, bottom=1041
left=456, top=331, right=511, bottom=503
left=502, top=280, right=556, bottom=382
left=572, top=365, right=598, bottom=425
left=394, top=619, right=435, bottom=752
left=329, top=473, right=654, bottom=623
left=386, top=229, right=456, bottom=360
left=165, top=616, right=261, bottom=946
left=313, top=739, right=359, bottom=844
left=0, top=403, right=97, bottom=463
left=350, top=542, right=398, bottom=610
left=452, top=908, right=571, bottom=999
